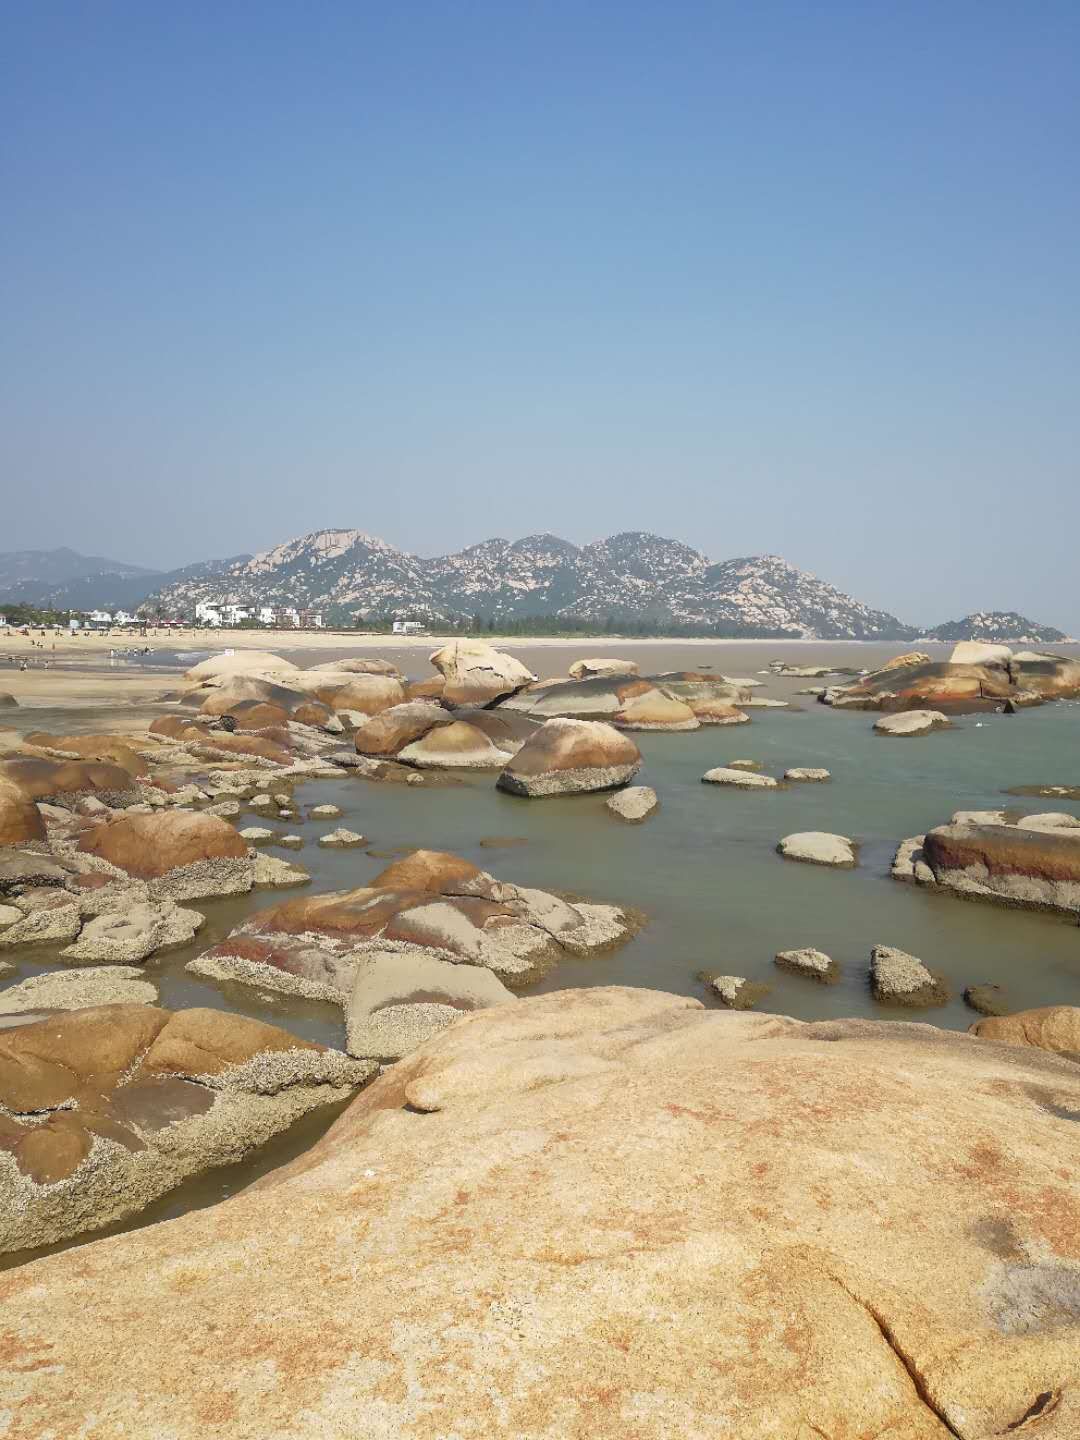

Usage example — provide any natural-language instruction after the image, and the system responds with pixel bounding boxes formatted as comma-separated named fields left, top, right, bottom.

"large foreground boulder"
left=896, top=812, right=1080, bottom=916
left=0, top=1003, right=372, bottom=1253
left=429, top=640, right=535, bottom=707
left=497, top=718, right=641, bottom=797
left=5, top=988, right=1080, bottom=1436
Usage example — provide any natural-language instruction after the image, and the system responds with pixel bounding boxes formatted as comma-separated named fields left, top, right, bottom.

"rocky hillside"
left=143, top=528, right=919, bottom=638
left=0, top=548, right=248, bottom=612
left=925, top=611, right=1070, bottom=644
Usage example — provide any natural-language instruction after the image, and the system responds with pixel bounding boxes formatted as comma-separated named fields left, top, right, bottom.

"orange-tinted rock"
left=148, top=715, right=190, bottom=739
left=141, top=1007, right=326, bottom=1076
left=7, top=989, right=1080, bottom=1437
left=23, top=734, right=149, bottom=778
left=405, top=676, right=447, bottom=702
left=79, top=811, right=248, bottom=879
left=825, top=660, right=1016, bottom=712
left=372, top=850, right=484, bottom=893
left=922, top=819, right=1080, bottom=914
left=612, top=687, right=699, bottom=731
left=0, top=777, right=46, bottom=846
left=248, top=887, right=417, bottom=939
left=227, top=701, right=291, bottom=730
left=397, top=720, right=512, bottom=768
left=353, top=702, right=447, bottom=756
left=0, top=756, right=137, bottom=802
left=197, top=675, right=307, bottom=715
left=292, top=700, right=332, bottom=727
left=497, top=718, right=642, bottom=796
left=188, top=731, right=292, bottom=764
left=0, top=1002, right=372, bottom=1251
left=317, top=675, right=406, bottom=715
left=686, top=699, right=750, bottom=725
left=971, top=1004, right=1080, bottom=1056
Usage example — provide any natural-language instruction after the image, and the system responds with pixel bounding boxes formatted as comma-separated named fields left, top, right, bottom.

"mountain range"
left=1, top=533, right=1070, bottom=642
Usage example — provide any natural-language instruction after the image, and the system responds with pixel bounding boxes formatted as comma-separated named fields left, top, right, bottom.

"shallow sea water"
left=4, top=639, right=1079, bottom=1265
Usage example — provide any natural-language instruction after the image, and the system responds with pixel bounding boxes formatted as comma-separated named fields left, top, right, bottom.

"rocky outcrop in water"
left=0, top=1003, right=371, bottom=1253
left=496, top=718, right=642, bottom=796
left=777, top=831, right=857, bottom=868
left=6, top=987, right=1080, bottom=1437
left=824, top=644, right=1080, bottom=713
left=894, top=812, right=1080, bottom=917
left=429, top=639, right=536, bottom=706
left=874, top=709, right=952, bottom=735
left=189, top=849, right=639, bottom=1044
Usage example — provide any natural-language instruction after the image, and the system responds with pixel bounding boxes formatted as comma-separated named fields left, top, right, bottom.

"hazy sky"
left=3, top=2, right=1078, bottom=626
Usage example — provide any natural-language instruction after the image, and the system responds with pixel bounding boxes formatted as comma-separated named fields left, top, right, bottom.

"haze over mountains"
left=1, top=531, right=1070, bottom=642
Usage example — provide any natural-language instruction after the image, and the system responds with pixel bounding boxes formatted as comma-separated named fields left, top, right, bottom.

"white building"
left=195, top=602, right=223, bottom=627
left=392, top=619, right=426, bottom=635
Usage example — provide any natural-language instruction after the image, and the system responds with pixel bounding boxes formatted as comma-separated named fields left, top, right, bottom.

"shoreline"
left=6, top=626, right=1074, bottom=659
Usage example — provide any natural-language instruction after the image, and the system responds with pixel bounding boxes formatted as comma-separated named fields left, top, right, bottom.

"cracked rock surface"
left=3, top=988, right=1079, bottom=1437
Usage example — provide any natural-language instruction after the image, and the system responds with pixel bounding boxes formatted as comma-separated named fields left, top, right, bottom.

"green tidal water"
left=4, top=640, right=1079, bottom=1265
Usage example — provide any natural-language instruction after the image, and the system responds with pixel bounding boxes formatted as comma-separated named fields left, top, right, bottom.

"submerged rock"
left=317, top=828, right=366, bottom=848
left=709, top=975, right=771, bottom=1009
left=701, top=767, right=778, bottom=789
left=964, top=984, right=1009, bottom=1016
left=5, top=987, right=1080, bottom=1435
left=783, top=767, right=831, bottom=782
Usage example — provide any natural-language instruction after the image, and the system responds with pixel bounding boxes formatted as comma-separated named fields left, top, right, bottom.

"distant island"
left=1, top=533, right=1072, bottom=643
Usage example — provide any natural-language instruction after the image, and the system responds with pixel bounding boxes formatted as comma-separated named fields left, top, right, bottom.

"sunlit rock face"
left=5, top=988, right=1080, bottom=1437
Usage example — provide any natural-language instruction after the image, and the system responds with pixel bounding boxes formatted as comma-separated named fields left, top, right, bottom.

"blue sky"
left=3, top=1, right=1078, bottom=626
